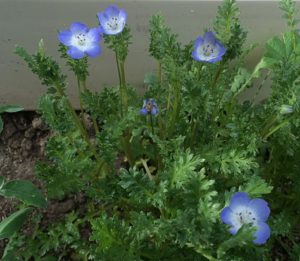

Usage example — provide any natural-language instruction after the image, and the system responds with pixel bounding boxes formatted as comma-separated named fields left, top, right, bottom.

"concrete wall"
left=0, top=0, right=297, bottom=109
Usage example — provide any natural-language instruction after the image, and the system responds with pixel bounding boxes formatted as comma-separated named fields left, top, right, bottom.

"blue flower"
left=58, top=22, right=102, bottom=59
left=221, top=192, right=271, bottom=245
left=140, top=99, right=158, bottom=116
left=97, top=5, right=127, bottom=35
left=192, top=32, right=226, bottom=63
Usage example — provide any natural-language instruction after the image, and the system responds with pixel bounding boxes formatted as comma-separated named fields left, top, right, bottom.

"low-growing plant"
left=4, top=0, right=300, bottom=260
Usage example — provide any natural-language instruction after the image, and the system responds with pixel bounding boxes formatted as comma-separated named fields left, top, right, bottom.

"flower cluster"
left=221, top=192, right=271, bottom=245
left=58, top=5, right=127, bottom=59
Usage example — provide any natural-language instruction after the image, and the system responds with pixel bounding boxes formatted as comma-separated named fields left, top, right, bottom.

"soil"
left=0, top=112, right=86, bottom=256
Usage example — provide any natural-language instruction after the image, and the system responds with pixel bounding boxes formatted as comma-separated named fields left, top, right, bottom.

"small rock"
left=1, top=121, right=17, bottom=140
left=24, top=128, right=35, bottom=138
left=13, top=116, right=28, bottom=130
left=32, top=117, right=48, bottom=130
left=52, top=199, right=75, bottom=214
left=82, top=113, right=93, bottom=131
left=10, top=140, right=20, bottom=149
left=22, top=151, right=29, bottom=158
left=21, top=139, right=32, bottom=151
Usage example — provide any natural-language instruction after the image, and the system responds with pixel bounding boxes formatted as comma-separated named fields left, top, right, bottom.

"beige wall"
left=0, top=0, right=297, bottom=109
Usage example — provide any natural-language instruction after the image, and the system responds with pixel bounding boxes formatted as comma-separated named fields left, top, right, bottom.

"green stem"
left=77, top=77, right=85, bottom=120
left=120, top=60, right=128, bottom=112
left=141, top=158, right=153, bottom=180
left=261, top=115, right=278, bottom=137
left=211, top=61, right=224, bottom=89
left=122, top=131, right=134, bottom=166
left=115, top=53, right=123, bottom=117
left=115, top=53, right=128, bottom=115
left=150, top=114, right=155, bottom=135
left=158, top=61, right=162, bottom=85
left=262, top=119, right=290, bottom=139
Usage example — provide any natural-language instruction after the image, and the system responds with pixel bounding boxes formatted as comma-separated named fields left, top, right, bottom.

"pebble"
left=1, top=121, right=17, bottom=140
left=24, top=127, right=35, bottom=138
left=21, top=139, right=32, bottom=151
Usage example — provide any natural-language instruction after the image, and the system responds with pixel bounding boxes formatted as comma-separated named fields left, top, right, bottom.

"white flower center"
left=75, top=33, right=87, bottom=47
left=234, top=208, right=257, bottom=228
left=106, top=16, right=121, bottom=31
left=197, top=42, right=220, bottom=61
left=202, top=43, right=215, bottom=57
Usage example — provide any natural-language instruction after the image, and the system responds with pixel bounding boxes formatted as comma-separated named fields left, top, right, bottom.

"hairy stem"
left=115, top=53, right=123, bottom=117
left=158, top=60, right=162, bottom=85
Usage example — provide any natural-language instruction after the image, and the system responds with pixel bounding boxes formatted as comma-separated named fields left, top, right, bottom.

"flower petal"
left=98, top=12, right=108, bottom=26
left=70, top=22, right=88, bottom=33
left=105, top=5, right=121, bottom=17
left=140, top=108, right=148, bottom=115
left=151, top=107, right=158, bottom=115
left=229, top=192, right=251, bottom=211
left=253, top=222, right=271, bottom=245
left=203, top=31, right=216, bottom=44
left=87, top=28, right=101, bottom=43
left=220, top=207, right=234, bottom=226
left=58, top=30, right=72, bottom=46
left=194, top=36, right=204, bottom=49
left=216, top=42, right=226, bottom=57
left=67, top=46, right=85, bottom=59
left=119, top=9, right=127, bottom=23
left=248, top=199, right=270, bottom=222
left=86, top=44, right=101, bottom=58
left=205, top=55, right=223, bottom=63
left=229, top=226, right=240, bottom=235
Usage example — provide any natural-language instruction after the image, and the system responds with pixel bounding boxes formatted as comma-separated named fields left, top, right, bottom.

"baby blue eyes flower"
left=58, top=22, right=102, bottom=59
left=192, top=31, right=226, bottom=63
left=221, top=192, right=271, bottom=245
left=97, top=5, right=127, bottom=35
left=140, top=99, right=158, bottom=116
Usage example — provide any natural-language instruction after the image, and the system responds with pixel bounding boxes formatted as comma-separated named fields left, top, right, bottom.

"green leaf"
left=0, top=116, right=3, bottom=134
left=0, top=105, right=23, bottom=113
left=252, top=57, right=273, bottom=77
left=265, top=36, right=286, bottom=61
left=231, top=68, right=251, bottom=93
left=0, top=208, right=32, bottom=239
left=0, top=180, right=47, bottom=208
left=239, top=176, right=273, bottom=197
